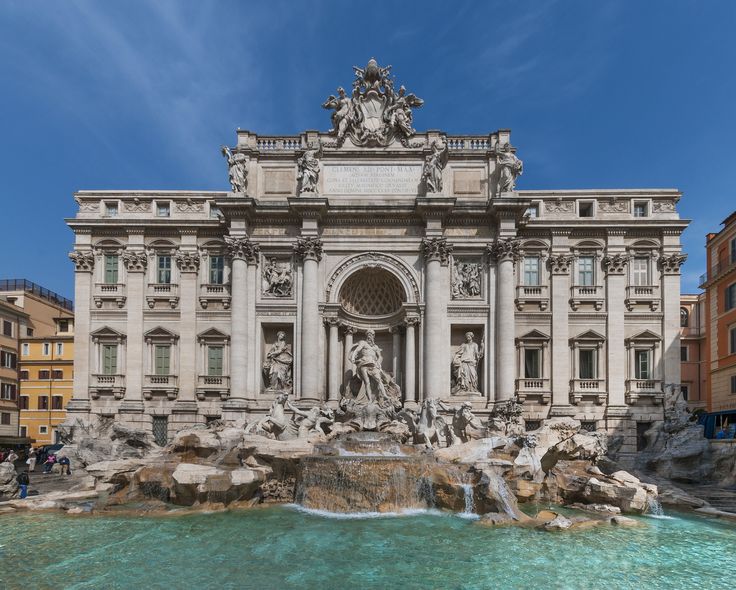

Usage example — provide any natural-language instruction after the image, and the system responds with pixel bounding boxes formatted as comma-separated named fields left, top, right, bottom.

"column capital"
left=658, top=253, right=687, bottom=275
left=323, top=316, right=340, bottom=327
left=342, top=324, right=356, bottom=335
left=421, top=237, right=453, bottom=264
left=121, top=249, right=148, bottom=272
left=175, top=249, right=201, bottom=273
left=601, top=253, right=629, bottom=275
left=404, top=315, right=421, bottom=327
left=293, top=237, right=323, bottom=262
left=487, top=238, right=521, bottom=263
left=225, top=236, right=260, bottom=264
left=68, top=250, right=95, bottom=272
left=547, top=254, right=572, bottom=275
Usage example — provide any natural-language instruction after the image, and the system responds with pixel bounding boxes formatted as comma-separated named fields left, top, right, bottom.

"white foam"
left=286, top=504, right=449, bottom=520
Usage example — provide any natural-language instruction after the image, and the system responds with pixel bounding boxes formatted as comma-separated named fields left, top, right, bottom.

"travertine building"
left=66, top=61, right=688, bottom=455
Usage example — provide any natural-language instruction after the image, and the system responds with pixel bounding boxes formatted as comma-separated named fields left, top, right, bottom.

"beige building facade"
left=66, top=62, right=688, bottom=456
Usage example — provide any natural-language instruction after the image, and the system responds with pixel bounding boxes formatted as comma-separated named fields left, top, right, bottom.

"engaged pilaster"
left=67, top=248, right=95, bottom=414
left=659, top=251, right=687, bottom=386
left=404, top=316, right=419, bottom=404
left=120, top=245, right=148, bottom=413
left=603, top=248, right=629, bottom=408
left=175, top=247, right=200, bottom=409
left=548, top=251, right=574, bottom=414
left=421, top=237, right=452, bottom=399
left=294, top=237, right=324, bottom=401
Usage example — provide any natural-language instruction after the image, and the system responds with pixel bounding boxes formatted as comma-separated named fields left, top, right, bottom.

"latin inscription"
left=323, top=165, right=422, bottom=196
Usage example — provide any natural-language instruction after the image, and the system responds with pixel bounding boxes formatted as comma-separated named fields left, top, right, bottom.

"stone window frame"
left=517, top=241, right=549, bottom=288
left=200, top=241, right=231, bottom=287
left=632, top=199, right=652, bottom=218
left=570, top=241, right=604, bottom=288
left=197, top=328, right=231, bottom=379
left=569, top=330, right=606, bottom=381
left=577, top=199, right=596, bottom=218
left=145, top=240, right=180, bottom=287
left=514, top=330, right=550, bottom=383
left=626, top=241, right=660, bottom=289
left=93, top=240, right=124, bottom=286
left=625, top=330, right=662, bottom=384
left=144, top=327, right=180, bottom=379
left=680, top=307, right=690, bottom=328
left=525, top=200, right=542, bottom=219
left=90, top=326, right=127, bottom=376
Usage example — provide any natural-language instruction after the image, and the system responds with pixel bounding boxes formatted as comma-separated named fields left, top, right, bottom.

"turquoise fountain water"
left=1, top=507, right=734, bottom=589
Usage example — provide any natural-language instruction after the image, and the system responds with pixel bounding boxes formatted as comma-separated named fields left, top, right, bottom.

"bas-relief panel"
left=321, top=226, right=423, bottom=236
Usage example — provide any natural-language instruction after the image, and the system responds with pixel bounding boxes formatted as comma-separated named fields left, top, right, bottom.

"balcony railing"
left=90, top=374, right=126, bottom=399
left=515, top=378, right=551, bottom=404
left=570, top=285, right=604, bottom=311
left=93, top=283, right=126, bottom=308
left=625, top=285, right=660, bottom=311
left=570, top=379, right=607, bottom=405
left=199, top=283, right=231, bottom=309
left=625, top=379, right=664, bottom=404
left=146, top=283, right=179, bottom=309
left=515, top=284, right=549, bottom=311
left=143, top=374, right=178, bottom=400
left=196, top=375, right=231, bottom=400
left=699, top=256, right=736, bottom=287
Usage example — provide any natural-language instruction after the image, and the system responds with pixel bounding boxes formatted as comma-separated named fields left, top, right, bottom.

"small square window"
left=525, top=204, right=539, bottom=218
left=26, top=327, right=34, bottom=337
left=681, top=385, right=689, bottom=401
left=1, top=413, right=10, bottom=426
left=579, top=201, right=594, bottom=218
left=633, top=201, right=648, bottom=217
left=105, top=202, right=118, bottom=217
left=39, top=425, right=48, bottom=435
left=731, top=375, right=736, bottom=394
left=524, top=420, right=541, bottom=431
left=19, top=370, right=29, bottom=380
left=580, top=421, right=597, bottom=432
left=156, top=202, right=171, bottom=217
left=58, top=320, right=69, bottom=333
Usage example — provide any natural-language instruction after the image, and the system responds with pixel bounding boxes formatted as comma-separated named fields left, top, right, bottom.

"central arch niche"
left=339, top=267, right=405, bottom=318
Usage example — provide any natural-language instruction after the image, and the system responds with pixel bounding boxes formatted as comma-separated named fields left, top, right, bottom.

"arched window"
left=680, top=307, right=689, bottom=328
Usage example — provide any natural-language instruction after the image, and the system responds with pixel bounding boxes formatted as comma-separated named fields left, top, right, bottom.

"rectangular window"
left=22, top=343, right=29, bottom=356
left=523, top=256, right=540, bottom=286
left=633, top=202, right=648, bottom=217
left=0, top=413, right=9, bottom=426
left=52, top=370, right=63, bottom=380
left=102, top=345, right=118, bottom=375
left=681, top=385, right=689, bottom=401
left=19, top=370, right=29, bottom=380
left=58, top=320, right=69, bottom=333
left=578, top=256, right=595, bottom=286
left=157, top=255, right=172, bottom=284
left=38, top=370, right=50, bottom=380
left=635, top=349, right=651, bottom=380
left=52, top=396, right=63, bottom=410
left=105, top=202, right=118, bottom=217
left=681, top=345, right=689, bottom=362
left=104, top=255, right=119, bottom=284
left=730, top=327, right=736, bottom=355
left=26, top=327, right=33, bottom=337
left=56, top=342, right=63, bottom=356
left=210, top=206, right=221, bottom=219
left=208, top=346, right=223, bottom=376
left=0, top=384, right=16, bottom=400
left=732, top=375, right=736, bottom=394
left=39, top=425, right=48, bottom=435
left=209, top=255, right=225, bottom=285
left=727, top=284, right=736, bottom=312
left=19, top=425, right=27, bottom=437
left=2, top=320, right=12, bottom=337
left=524, top=348, right=541, bottom=379
left=632, top=257, right=650, bottom=286
left=0, top=351, right=16, bottom=368
left=525, top=204, right=539, bottom=218
left=154, top=345, right=171, bottom=376
left=156, top=202, right=170, bottom=217
left=43, top=342, right=50, bottom=356
left=38, top=396, right=48, bottom=410
left=152, top=416, right=169, bottom=447
left=579, top=349, right=596, bottom=379
left=578, top=201, right=594, bottom=217
left=19, top=396, right=29, bottom=410
left=731, top=238, right=736, bottom=264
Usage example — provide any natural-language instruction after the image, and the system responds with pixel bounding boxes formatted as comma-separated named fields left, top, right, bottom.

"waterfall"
left=461, top=483, right=474, bottom=515
left=645, top=496, right=668, bottom=518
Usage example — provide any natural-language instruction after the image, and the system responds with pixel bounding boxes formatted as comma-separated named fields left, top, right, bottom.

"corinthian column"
left=548, top=253, right=573, bottom=412
left=404, top=316, right=419, bottom=404
left=121, top=247, right=148, bottom=412
left=603, top=251, right=629, bottom=408
left=421, top=237, right=452, bottom=399
left=659, top=252, right=687, bottom=386
left=294, top=237, right=323, bottom=401
left=224, top=236, right=259, bottom=412
left=488, top=238, right=520, bottom=402
left=175, top=249, right=200, bottom=406
left=326, top=318, right=340, bottom=401
left=67, top=249, right=95, bottom=414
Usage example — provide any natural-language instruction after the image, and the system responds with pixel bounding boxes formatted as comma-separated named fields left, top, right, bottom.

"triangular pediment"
left=144, top=326, right=179, bottom=341
left=517, top=329, right=550, bottom=342
left=197, top=327, right=230, bottom=342
left=625, top=329, right=660, bottom=344
left=571, top=329, right=606, bottom=342
left=90, top=326, right=126, bottom=340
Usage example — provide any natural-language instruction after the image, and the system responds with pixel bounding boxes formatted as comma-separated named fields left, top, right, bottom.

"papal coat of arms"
left=322, top=58, right=424, bottom=147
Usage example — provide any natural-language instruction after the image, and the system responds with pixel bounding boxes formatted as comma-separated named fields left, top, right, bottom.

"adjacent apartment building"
left=0, top=280, right=74, bottom=445
left=0, top=298, right=27, bottom=446
left=679, top=293, right=706, bottom=410
left=700, top=211, right=736, bottom=427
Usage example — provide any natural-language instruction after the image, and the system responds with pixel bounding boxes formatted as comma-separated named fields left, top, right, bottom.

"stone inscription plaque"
left=323, top=165, right=422, bottom=196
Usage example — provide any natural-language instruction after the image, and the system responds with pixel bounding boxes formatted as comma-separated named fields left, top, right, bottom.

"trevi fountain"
left=2, top=61, right=736, bottom=589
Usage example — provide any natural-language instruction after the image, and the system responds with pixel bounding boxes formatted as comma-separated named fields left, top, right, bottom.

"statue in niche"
left=421, top=139, right=448, bottom=194
left=451, top=332, right=484, bottom=394
left=451, top=260, right=481, bottom=299
left=297, top=144, right=321, bottom=194
left=221, top=146, right=248, bottom=193
left=322, top=87, right=355, bottom=142
left=437, top=400, right=485, bottom=445
left=496, top=143, right=523, bottom=193
left=262, top=258, right=293, bottom=297
left=349, top=330, right=401, bottom=406
left=262, top=331, right=293, bottom=392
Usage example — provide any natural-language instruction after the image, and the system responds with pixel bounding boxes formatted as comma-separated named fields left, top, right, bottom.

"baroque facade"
left=67, top=61, right=688, bottom=455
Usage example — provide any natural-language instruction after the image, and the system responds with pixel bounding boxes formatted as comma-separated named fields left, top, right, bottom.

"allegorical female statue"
left=421, top=140, right=448, bottom=194
left=496, top=143, right=523, bottom=193
left=297, top=145, right=321, bottom=193
left=221, top=146, right=248, bottom=193
left=262, top=331, right=293, bottom=392
left=451, top=332, right=484, bottom=394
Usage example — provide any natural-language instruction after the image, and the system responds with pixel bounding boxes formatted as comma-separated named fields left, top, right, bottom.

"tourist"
left=42, top=454, right=57, bottom=474
left=16, top=471, right=29, bottom=499
left=58, top=455, right=71, bottom=476
left=26, top=448, right=37, bottom=472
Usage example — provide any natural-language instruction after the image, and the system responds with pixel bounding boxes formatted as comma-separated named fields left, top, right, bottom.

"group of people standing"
left=2, top=446, right=72, bottom=499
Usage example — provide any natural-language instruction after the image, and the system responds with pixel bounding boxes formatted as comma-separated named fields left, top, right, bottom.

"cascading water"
left=645, top=495, right=668, bottom=519
left=461, top=483, right=475, bottom=515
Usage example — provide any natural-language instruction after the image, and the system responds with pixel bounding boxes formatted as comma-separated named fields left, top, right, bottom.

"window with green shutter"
left=154, top=345, right=171, bottom=375
left=208, top=346, right=223, bottom=376
left=102, top=345, right=118, bottom=374
left=157, top=255, right=172, bottom=284
left=104, top=255, right=119, bottom=284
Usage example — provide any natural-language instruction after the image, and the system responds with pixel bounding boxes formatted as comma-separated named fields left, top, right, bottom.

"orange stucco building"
left=679, top=293, right=706, bottom=410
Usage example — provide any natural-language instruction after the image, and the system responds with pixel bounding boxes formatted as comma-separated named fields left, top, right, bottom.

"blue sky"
left=1, top=1, right=735, bottom=298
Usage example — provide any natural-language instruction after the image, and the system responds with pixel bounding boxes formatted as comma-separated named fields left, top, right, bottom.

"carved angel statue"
left=221, top=146, right=248, bottom=193
left=496, top=143, right=523, bottom=193
left=297, top=144, right=321, bottom=194
left=262, top=331, right=293, bottom=392
left=451, top=332, right=484, bottom=394
left=385, top=86, right=424, bottom=138
left=421, top=139, right=448, bottom=194
left=321, top=87, right=355, bottom=140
